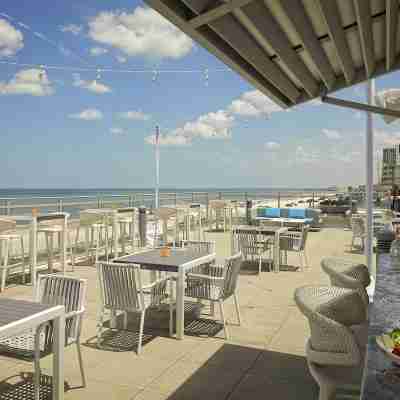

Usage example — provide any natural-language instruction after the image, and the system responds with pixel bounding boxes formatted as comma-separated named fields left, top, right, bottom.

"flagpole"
left=155, top=125, right=160, bottom=209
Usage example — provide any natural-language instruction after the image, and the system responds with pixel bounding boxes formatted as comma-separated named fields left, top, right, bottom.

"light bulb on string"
left=38, top=65, right=45, bottom=82
left=152, top=70, right=158, bottom=83
left=204, top=68, right=209, bottom=87
left=94, top=68, right=101, bottom=86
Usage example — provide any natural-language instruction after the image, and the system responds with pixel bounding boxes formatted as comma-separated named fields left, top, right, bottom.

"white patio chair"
left=279, top=226, right=309, bottom=271
left=0, top=217, right=26, bottom=291
left=295, top=286, right=367, bottom=400
left=232, top=227, right=273, bottom=275
left=181, top=240, right=215, bottom=254
left=208, top=200, right=229, bottom=232
left=350, top=217, right=366, bottom=251
left=96, top=262, right=173, bottom=354
left=321, top=257, right=371, bottom=308
left=185, top=253, right=243, bottom=339
left=0, top=275, right=87, bottom=399
left=75, top=210, right=109, bottom=264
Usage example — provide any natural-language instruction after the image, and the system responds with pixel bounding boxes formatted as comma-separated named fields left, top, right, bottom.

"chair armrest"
left=186, top=273, right=224, bottom=281
left=142, top=277, right=169, bottom=290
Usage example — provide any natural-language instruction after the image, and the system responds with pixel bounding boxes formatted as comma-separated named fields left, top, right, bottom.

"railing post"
left=6, top=200, right=10, bottom=216
left=278, top=192, right=281, bottom=208
left=58, top=199, right=63, bottom=212
left=218, top=191, right=222, bottom=200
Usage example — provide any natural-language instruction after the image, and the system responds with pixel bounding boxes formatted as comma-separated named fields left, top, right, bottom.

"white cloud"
left=73, top=73, right=111, bottom=94
left=90, top=47, right=108, bottom=56
left=145, top=133, right=190, bottom=146
left=322, top=128, right=341, bottom=140
left=264, top=141, right=281, bottom=151
left=69, top=108, right=103, bottom=120
left=60, top=24, right=82, bottom=35
left=110, top=127, right=125, bottom=135
left=0, top=68, right=54, bottom=96
left=228, top=90, right=283, bottom=117
left=119, top=110, right=150, bottom=120
left=173, top=110, right=234, bottom=140
left=0, top=18, right=23, bottom=57
left=294, top=145, right=321, bottom=164
left=88, top=6, right=193, bottom=60
left=116, top=55, right=127, bottom=63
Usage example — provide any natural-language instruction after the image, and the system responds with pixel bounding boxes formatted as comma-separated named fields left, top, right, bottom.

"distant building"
left=381, top=144, right=400, bottom=186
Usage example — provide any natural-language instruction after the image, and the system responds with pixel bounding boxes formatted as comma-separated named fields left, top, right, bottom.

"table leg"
left=53, top=312, right=65, bottom=400
left=176, top=268, right=185, bottom=340
left=30, top=218, right=37, bottom=290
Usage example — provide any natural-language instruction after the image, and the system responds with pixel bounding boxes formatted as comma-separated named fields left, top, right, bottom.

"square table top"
left=0, top=298, right=57, bottom=328
left=116, top=248, right=215, bottom=272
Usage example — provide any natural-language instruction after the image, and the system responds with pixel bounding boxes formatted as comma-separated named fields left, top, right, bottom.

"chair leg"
left=34, top=329, right=41, bottom=400
left=318, top=382, right=336, bottom=400
left=169, top=282, right=174, bottom=337
left=97, top=309, right=105, bottom=348
left=20, top=237, right=26, bottom=284
left=210, top=301, right=215, bottom=316
left=258, top=253, right=262, bottom=276
left=218, top=300, right=229, bottom=340
left=123, top=311, right=128, bottom=330
left=76, top=341, right=86, bottom=387
left=298, top=252, right=303, bottom=271
left=137, top=310, right=146, bottom=355
left=1, top=240, right=9, bottom=292
left=95, top=228, right=100, bottom=264
left=233, top=293, right=241, bottom=326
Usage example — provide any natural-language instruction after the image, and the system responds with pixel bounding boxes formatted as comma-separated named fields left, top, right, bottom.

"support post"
left=155, top=125, right=160, bottom=209
left=366, top=80, right=374, bottom=277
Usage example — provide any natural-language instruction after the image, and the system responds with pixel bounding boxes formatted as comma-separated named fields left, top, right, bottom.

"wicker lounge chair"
left=295, top=285, right=367, bottom=400
left=279, top=226, right=309, bottom=271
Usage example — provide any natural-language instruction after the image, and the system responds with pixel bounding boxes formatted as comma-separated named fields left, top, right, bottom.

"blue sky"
left=0, top=0, right=400, bottom=189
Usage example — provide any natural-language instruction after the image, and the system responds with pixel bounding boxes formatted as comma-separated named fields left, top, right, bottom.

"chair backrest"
left=97, top=262, right=144, bottom=312
left=80, top=210, right=106, bottom=226
left=295, top=285, right=366, bottom=367
left=321, top=257, right=370, bottom=306
left=182, top=240, right=215, bottom=254
left=232, top=227, right=260, bottom=256
left=0, top=218, right=16, bottom=234
left=36, top=274, right=87, bottom=343
left=351, top=217, right=365, bottom=236
left=222, top=252, right=242, bottom=298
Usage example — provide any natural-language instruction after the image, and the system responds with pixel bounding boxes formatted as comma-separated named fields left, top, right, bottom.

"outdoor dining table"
left=116, top=247, right=216, bottom=340
left=255, top=217, right=307, bottom=229
left=0, top=298, right=65, bottom=399
left=231, top=225, right=288, bottom=272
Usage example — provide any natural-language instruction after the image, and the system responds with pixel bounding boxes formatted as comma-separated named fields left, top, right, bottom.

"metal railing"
left=0, top=190, right=332, bottom=217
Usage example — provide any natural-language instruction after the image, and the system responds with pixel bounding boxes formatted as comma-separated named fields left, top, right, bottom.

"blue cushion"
left=256, top=208, right=266, bottom=217
left=288, top=208, right=306, bottom=219
left=265, top=208, right=281, bottom=218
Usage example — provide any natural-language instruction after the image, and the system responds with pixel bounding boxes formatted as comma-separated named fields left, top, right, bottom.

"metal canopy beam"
left=235, top=2, right=319, bottom=97
left=280, top=0, right=336, bottom=90
left=188, top=0, right=254, bottom=29
left=145, top=0, right=291, bottom=108
left=182, top=0, right=301, bottom=102
left=318, top=0, right=355, bottom=84
left=354, top=0, right=375, bottom=77
left=321, top=95, right=400, bottom=118
left=386, top=0, right=399, bottom=70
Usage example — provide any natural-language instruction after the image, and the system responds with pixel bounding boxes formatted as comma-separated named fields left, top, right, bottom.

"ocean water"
left=0, top=188, right=331, bottom=217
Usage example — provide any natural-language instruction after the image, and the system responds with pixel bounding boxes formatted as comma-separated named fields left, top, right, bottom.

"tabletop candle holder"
left=160, top=247, right=171, bottom=257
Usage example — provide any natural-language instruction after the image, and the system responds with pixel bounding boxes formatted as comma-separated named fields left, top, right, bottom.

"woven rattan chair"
left=232, top=227, right=272, bottom=275
left=181, top=240, right=215, bottom=254
left=0, top=218, right=26, bottom=291
left=350, top=217, right=366, bottom=251
left=295, top=286, right=368, bottom=400
left=321, top=257, right=371, bottom=307
left=97, top=262, right=173, bottom=354
left=185, top=253, right=243, bottom=339
left=0, top=275, right=87, bottom=399
left=279, top=226, right=309, bottom=271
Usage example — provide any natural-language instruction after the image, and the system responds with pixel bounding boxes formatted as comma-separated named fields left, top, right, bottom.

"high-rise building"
left=381, top=144, right=400, bottom=186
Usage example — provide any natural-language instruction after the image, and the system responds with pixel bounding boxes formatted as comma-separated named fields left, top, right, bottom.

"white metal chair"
left=185, top=253, right=243, bottom=339
left=232, top=227, right=273, bottom=274
left=321, top=257, right=371, bottom=308
left=279, top=226, right=309, bottom=271
left=96, top=262, right=173, bottom=354
left=75, top=210, right=109, bottom=264
left=295, top=286, right=367, bottom=400
left=350, top=217, right=366, bottom=251
left=0, top=275, right=87, bottom=399
left=0, top=217, right=26, bottom=291
left=116, top=208, right=138, bottom=254
left=181, top=240, right=215, bottom=254
left=208, top=200, right=230, bottom=232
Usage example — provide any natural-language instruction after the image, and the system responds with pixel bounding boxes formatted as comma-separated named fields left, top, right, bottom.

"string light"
left=204, top=68, right=209, bottom=87
left=152, top=70, right=158, bottom=83
left=0, top=60, right=229, bottom=77
left=38, top=65, right=45, bottom=81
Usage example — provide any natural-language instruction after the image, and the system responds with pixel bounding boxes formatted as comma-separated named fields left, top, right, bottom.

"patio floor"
left=0, top=227, right=366, bottom=400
